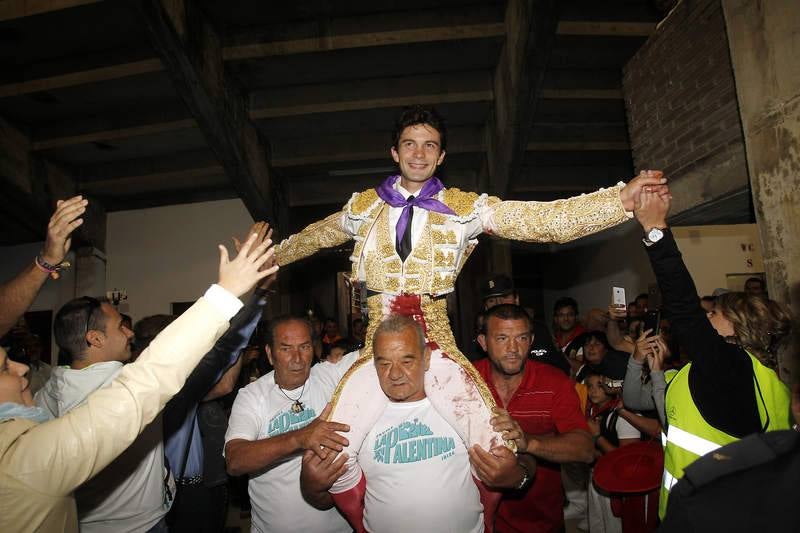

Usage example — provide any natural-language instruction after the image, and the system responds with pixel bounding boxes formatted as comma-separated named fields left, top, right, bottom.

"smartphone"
left=642, top=309, right=661, bottom=337
left=612, top=286, right=627, bottom=307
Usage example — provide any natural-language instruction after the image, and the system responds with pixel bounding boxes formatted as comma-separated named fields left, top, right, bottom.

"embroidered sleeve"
left=274, top=211, right=352, bottom=266
left=482, top=183, right=632, bottom=243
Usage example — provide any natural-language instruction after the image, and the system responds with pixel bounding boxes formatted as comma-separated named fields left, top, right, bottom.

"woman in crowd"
left=623, top=330, right=672, bottom=427
left=632, top=187, right=793, bottom=519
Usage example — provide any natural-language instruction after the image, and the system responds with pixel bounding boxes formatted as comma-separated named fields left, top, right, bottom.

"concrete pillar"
left=723, top=0, right=800, bottom=306
left=74, top=246, right=107, bottom=302
left=723, top=0, right=800, bottom=381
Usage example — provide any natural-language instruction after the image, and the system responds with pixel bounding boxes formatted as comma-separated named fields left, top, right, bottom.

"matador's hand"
left=620, top=170, right=668, bottom=212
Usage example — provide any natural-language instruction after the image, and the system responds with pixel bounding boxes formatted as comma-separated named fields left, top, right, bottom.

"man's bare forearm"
left=225, top=433, right=302, bottom=476
left=301, top=485, right=335, bottom=510
left=204, top=358, right=243, bottom=401
left=526, top=430, right=594, bottom=464
left=607, top=318, right=633, bottom=353
left=0, top=262, right=49, bottom=337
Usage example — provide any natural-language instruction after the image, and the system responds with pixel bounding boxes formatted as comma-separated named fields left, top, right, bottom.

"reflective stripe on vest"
left=662, top=469, right=678, bottom=491
left=664, top=424, right=722, bottom=457
left=658, top=352, right=791, bottom=520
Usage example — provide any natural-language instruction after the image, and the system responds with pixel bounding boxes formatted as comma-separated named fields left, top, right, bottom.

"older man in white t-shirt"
left=225, top=316, right=355, bottom=533
left=301, top=315, right=530, bottom=533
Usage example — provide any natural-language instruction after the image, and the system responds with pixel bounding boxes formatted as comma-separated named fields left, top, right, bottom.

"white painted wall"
left=106, top=199, right=253, bottom=321
left=672, top=224, right=764, bottom=296
left=540, top=222, right=765, bottom=326
left=541, top=222, right=655, bottom=325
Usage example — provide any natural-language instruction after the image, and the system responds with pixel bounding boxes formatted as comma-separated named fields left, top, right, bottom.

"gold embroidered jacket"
left=275, top=183, right=631, bottom=296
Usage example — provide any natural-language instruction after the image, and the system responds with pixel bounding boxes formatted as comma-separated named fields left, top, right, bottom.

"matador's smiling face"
left=390, top=124, right=446, bottom=191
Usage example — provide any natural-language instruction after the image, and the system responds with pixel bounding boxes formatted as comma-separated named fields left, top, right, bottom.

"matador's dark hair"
left=391, top=105, right=447, bottom=152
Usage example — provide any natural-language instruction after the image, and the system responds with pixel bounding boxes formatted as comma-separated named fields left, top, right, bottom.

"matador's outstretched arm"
left=274, top=210, right=353, bottom=267
left=484, top=183, right=631, bottom=244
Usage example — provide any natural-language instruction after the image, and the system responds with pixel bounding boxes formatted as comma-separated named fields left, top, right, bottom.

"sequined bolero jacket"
left=275, top=183, right=631, bottom=297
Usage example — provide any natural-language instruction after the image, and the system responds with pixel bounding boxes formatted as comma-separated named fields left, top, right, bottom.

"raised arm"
left=482, top=171, right=667, bottom=244
left=634, top=189, right=764, bottom=437
left=5, top=234, right=278, bottom=497
left=607, top=305, right=635, bottom=353
left=274, top=210, right=352, bottom=267
left=634, top=190, right=750, bottom=381
left=621, top=329, right=666, bottom=411
left=0, top=196, right=86, bottom=336
left=622, top=357, right=656, bottom=412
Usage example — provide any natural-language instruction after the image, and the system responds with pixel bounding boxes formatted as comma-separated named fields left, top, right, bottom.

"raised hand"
left=608, top=304, right=627, bottom=321
left=233, top=221, right=278, bottom=289
left=646, top=335, right=669, bottom=372
left=42, top=196, right=88, bottom=265
left=632, top=329, right=656, bottom=362
left=633, top=185, right=671, bottom=231
left=233, top=221, right=269, bottom=253
left=297, top=403, right=350, bottom=459
left=619, top=170, right=669, bottom=212
left=217, top=233, right=278, bottom=297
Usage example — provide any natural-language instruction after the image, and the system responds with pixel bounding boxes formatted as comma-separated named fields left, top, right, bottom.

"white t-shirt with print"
left=225, top=354, right=356, bottom=533
left=359, top=397, right=484, bottom=533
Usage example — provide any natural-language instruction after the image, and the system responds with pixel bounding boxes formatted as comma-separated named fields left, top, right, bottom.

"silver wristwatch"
left=643, top=227, right=666, bottom=247
left=516, top=462, right=532, bottom=490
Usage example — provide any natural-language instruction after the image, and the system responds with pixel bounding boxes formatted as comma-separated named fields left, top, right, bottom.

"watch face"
left=648, top=228, right=664, bottom=242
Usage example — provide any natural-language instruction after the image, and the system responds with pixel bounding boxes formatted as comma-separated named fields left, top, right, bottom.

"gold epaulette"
left=348, top=188, right=381, bottom=216
left=442, top=188, right=481, bottom=218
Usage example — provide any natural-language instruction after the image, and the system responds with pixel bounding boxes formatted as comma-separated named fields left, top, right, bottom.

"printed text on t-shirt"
left=268, top=407, right=317, bottom=437
left=373, top=418, right=456, bottom=464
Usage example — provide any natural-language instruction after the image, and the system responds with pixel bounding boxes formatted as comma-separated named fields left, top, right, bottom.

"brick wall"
left=622, top=0, right=749, bottom=217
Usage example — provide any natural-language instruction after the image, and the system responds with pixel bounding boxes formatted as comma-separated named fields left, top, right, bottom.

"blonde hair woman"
left=712, top=292, right=792, bottom=371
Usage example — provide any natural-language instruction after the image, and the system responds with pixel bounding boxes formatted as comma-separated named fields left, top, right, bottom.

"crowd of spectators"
left=0, top=187, right=797, bottom=533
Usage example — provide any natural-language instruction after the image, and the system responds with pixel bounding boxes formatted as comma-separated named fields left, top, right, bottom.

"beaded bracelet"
left=34, top=254, right=71, bottom=280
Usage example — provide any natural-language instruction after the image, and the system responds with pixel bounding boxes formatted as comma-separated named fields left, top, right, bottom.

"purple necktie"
left=375, top=175, right=456, bottom=259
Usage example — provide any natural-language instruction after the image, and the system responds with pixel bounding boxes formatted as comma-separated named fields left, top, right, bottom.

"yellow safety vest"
left=659, top=352, right=791, bottom=519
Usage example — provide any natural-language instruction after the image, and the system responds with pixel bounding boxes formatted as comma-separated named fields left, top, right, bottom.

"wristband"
left=35, top=254, right=71, bottom=280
